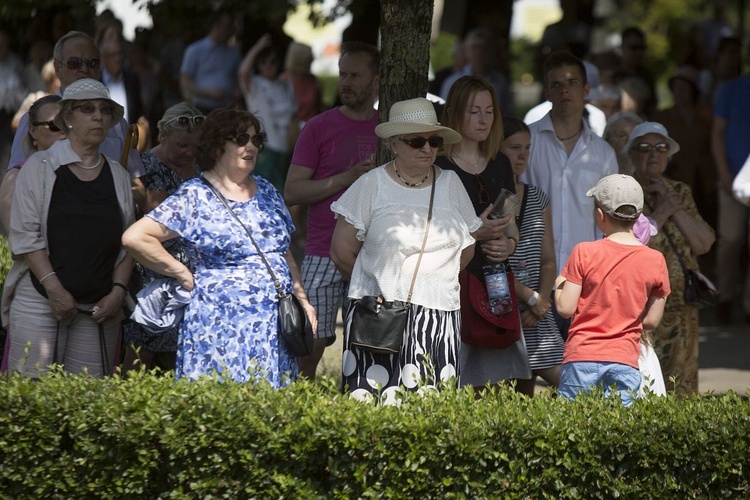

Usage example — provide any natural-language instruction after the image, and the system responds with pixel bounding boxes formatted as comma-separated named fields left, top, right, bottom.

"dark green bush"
left=1, top=371, right=748, bottom=498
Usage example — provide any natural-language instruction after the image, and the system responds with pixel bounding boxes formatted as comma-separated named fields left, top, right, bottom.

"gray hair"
left=603, top=111, right=643, bottom=142
left=53, top=31, right=96, bottom=63
left=157, top=101, right=204, bottom=142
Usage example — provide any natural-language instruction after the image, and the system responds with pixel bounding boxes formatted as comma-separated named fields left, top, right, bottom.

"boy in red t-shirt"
left=554, top=174, right=671, bottom=405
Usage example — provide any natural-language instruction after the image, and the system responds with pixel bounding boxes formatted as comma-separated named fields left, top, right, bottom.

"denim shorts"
left=559, top=361, right=641, bottom=406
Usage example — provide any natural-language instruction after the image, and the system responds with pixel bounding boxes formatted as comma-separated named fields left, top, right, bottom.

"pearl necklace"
left=392, top=160, right=430, bottom=187
left=75, top=153, right=103, bottom=170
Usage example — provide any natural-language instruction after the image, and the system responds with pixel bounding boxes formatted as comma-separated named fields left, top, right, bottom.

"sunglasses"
left=634, top=142, right=669, bottom=154
left=31, top=120, right=61, bottom=132
left=72, top=103, right=115, bottom=116
left=399, top=135, right=444, bottom=149
left=227, top=132, right=266, bottom=149
left=163, top=115, right=205, bottom=128
left=475, top=173, right=489, bottom=205
left=59, top=57, right=101, bottom=70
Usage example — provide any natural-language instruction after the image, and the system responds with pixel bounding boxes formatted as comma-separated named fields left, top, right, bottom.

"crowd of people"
left=0, top=6, right=747, bottom=403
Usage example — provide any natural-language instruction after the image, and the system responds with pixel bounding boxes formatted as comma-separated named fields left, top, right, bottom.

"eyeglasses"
left=163, top=115, right=205, bottom=128
left=59, top=57, right=101, bottom=70
left=72, top=103, right=115, bottom=116
left=633, top=142, right=670, bottom=154
left=475, top=173, right=489, bottom=205
left=399, top=135, right=444, bottom=149
left=226, top=132, right=266, bottom=149
left=31, top=120, right=61, bottom=132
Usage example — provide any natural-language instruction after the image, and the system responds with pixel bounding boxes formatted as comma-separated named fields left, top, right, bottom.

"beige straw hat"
left=375, top=97, right=462, bottom=144
left=53, top=78, right=125, bottom=130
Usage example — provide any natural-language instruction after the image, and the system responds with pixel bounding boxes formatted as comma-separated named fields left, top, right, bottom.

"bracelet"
left=112, top=282, right=128, bottom=294
left=38, top=271, right=56, bottom=283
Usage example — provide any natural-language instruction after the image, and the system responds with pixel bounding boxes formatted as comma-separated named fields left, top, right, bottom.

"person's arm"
left=711, top=116, right=732, bottom=194
left=179, top=73, right=224, bottom=103
left=238, top=34, right=271, bottom=96
left=460, top=244, right=475, bottom=271
left=121, top=216, right=193, bottom=290
left=0, top=168, right=19, bottom=235
left=523, top=206, right=556, bottom=320
left=641, top=295, right=667, bottom=331
left=330, top=217, right=362, bottom=281
left=669, top=208, right=716, bottom=256
left=92, top=253, right=134, bottom=323
left=554, top=274, right=581, bottom=319
left=22, top=249, right=78, bottom=322
left=284, top=159, right=376, bottom=206
left=284, top=248, right=318, bottom=333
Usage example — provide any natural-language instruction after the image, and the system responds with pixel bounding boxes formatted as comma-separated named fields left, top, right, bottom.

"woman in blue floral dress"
left=122, top=102, right=203, bottom=373
left=123, top=108, right=316, bottom=386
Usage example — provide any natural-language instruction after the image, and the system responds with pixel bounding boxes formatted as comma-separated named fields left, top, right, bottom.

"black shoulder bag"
left=202, top=178, right=313, bottom=356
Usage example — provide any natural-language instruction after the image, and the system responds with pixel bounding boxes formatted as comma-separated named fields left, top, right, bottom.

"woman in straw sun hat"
left=331, top=97, right=482, bottom=403
left=3, top=78, right=135, bottom=377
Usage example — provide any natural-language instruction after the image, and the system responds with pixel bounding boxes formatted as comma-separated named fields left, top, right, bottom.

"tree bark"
left=378, top=0, right=435, bottom=161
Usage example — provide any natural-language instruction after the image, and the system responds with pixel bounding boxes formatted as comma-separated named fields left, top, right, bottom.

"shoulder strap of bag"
left=406, top=165, right=437, bottom=303
left=201, top=177, right=284, bottom=296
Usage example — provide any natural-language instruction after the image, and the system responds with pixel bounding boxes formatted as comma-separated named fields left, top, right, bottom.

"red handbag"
left=459, top=269, right=522, bottom=349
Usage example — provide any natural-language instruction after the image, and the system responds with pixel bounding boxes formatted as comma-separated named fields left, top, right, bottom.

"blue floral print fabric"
left=148, top=175, right=298, bottom=386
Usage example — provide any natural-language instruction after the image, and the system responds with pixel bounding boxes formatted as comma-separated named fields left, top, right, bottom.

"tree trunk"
left=378, top=0, right=435, bottom=161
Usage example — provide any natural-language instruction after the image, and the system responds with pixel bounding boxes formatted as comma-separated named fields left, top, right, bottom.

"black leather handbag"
left=349, top=166, right=436, bottom=355
left=203, top=178, right=313, bottom=357
left=662, top=225, right=718, bottom=308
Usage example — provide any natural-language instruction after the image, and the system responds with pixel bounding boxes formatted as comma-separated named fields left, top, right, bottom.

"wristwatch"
left=526, top=291, right=539, bottom=307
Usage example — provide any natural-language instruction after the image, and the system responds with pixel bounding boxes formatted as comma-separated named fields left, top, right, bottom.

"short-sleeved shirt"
left=179, top=36, right=241, bottom=110
left=331, top=166, right=481, bottom=311
left=520, top=111, right=618, bottom=273
left=714, top=74, right=750, bottom=176
left=291, top=107, right=377, bottom=257
left=561, top=238, right=671, bottom=368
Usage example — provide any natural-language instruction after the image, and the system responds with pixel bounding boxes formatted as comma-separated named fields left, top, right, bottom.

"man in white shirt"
left=520, top=51, right=617, bottom=333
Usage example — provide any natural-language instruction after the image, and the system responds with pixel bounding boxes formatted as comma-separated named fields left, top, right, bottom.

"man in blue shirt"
left=179, top=11, right=241, bottom=114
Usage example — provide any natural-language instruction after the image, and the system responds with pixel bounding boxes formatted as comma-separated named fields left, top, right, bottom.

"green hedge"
left=1, top=371, right=749, bottom=498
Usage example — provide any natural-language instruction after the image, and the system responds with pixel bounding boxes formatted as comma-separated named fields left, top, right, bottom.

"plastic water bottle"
left=483, top=263, right=513, bottom=316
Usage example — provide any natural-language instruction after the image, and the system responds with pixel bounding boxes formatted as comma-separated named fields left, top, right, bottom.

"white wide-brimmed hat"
left=623, top=121, right=680, bottom=157
left=375, top=97, right=462, bottom=144
left=54, top=78, right=125, bottom=130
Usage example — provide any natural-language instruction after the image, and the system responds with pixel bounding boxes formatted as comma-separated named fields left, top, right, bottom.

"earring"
left=67, top=124, right=73, bottom=130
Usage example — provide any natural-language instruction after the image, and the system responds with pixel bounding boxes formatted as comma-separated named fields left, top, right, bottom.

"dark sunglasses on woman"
left=31, top=120, right=61, bottom=132
left=227, top=132, right=266, bottom=150
left=400, top=135, right=444, bottom=149
left=72, top=103, right=115, bottom=116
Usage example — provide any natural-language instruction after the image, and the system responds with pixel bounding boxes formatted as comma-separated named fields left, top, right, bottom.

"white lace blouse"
left=331, top=165, right=481, bottom=311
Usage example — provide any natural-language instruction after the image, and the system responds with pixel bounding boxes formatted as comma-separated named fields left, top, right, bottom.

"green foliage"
left=0, top=234, right=12, bottom=293
left=429, top=32, right=461, bottom=74
left=2, top=372, right=749, bottom=497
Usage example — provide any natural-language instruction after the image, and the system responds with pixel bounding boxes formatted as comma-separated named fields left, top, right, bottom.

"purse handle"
left=201, top=177, right=286, bottom=297
left=404, top=165, right=437, bottom=303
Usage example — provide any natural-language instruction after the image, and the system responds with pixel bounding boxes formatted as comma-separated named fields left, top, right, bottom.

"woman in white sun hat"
left=3, top=78, right=135, bottom=378
left=331, top=97, right=482, bottom=403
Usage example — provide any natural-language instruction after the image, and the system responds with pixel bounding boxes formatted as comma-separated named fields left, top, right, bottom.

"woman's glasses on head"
left=59, top=57, right=101, bottom=70
left=31, top=120, right=61, bottom=132
left=399, top=135, right=444, bottom=149
left=634, top=142, right=669, bottom=154
left=227, top=132, right=266, bottom=149
left=164, top=115, right=205, bottom=128
left=72, top=103, right=115, bottom=116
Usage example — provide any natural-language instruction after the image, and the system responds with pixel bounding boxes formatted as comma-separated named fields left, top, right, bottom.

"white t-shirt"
left=331, top=165, right=481, bottom=311
left=244, top=75, right=297, bottom=153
